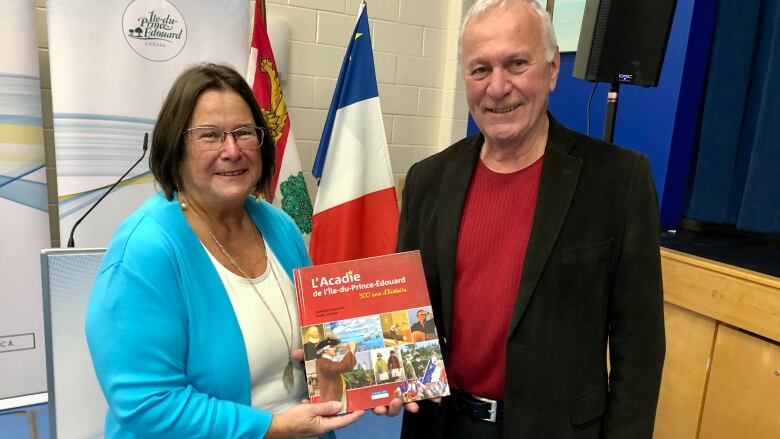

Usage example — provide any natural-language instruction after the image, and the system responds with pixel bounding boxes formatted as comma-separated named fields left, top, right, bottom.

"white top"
left=204, top=242, right=307, bottom=413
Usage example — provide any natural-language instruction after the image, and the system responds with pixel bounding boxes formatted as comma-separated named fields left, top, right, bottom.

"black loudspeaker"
left=573, top=0, right=678, bottom=87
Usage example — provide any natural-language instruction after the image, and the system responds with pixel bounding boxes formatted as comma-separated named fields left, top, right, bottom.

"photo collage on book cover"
left=301, top=306, right=450, bottom=403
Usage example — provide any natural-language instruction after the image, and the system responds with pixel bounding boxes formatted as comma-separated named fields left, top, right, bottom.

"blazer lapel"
left=508, top=118, right=582, bottom=336
left=437, top=135, right=482, bottom=337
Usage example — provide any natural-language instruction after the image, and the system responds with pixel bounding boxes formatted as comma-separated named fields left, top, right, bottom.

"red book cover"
left=294, top=251, right=450, bottom=413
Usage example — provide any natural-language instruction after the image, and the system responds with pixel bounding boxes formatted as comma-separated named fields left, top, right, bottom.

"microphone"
left=66, top=133, right=149, bottom=248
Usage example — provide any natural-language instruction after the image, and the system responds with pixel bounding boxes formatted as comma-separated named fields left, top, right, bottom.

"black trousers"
left=400, top=397, right=503, bottom=439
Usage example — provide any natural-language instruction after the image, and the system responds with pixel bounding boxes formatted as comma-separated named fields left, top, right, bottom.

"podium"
left=41, top=248, right=106, bottom=439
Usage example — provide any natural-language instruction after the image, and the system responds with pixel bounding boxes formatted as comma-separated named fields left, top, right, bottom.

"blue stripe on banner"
left=0, top=115, right=43, bottom=126
left=57, top=170, right=153, bottom=217
left=54, top=113, right=156, bottom=125
left=0, top=169, right=48, bottom=212
left=0, top=164, right=44, bottom=191
left=312, top=3, right=378, bottom=179
left=0, top=73, right=39, bottom=81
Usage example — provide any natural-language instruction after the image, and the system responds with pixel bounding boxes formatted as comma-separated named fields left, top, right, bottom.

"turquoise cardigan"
left=86, top=193, right=312, bottom=438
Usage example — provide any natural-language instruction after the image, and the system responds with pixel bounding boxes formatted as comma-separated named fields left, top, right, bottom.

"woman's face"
left=180, top=88, right=261, bottom=211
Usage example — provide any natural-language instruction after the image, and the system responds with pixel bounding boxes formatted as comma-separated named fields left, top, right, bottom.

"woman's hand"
left=265, top=402, right=363, bottom=438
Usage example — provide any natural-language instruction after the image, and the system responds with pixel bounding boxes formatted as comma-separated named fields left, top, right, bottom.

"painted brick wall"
left=33, top=0, right=57, bottom=244
left=34, top=0, right=471, bottom=244
left=260, top=0, right=469, bottom=199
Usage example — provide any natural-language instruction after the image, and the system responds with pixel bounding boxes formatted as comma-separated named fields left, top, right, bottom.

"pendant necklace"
left=186, top=199, right=295, bottom=391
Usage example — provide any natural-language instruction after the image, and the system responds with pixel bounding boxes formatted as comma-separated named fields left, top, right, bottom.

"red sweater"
left=448, top=156, right=543, bottom=400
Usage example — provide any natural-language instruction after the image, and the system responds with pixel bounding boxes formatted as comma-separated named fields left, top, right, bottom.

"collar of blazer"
left=435, top=113, right=583, bottom=339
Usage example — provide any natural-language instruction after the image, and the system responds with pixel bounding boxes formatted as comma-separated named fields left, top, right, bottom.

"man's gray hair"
left=458, top=0, right=558, bottom=64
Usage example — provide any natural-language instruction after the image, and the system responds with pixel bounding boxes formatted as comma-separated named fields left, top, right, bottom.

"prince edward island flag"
left=310, top=2, right=398, bottom=264
left=248, top=1, right=312, bottom=234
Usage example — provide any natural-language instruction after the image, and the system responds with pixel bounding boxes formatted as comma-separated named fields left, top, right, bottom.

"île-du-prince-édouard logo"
left=123, top=0, right=187, bottom=62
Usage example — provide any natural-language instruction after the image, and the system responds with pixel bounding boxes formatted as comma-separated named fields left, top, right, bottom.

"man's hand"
left=291, top=348, right=304, bottom=362
left=372, top=398, right=423, bottom=416
left=265, top=402, right=363, bottom=438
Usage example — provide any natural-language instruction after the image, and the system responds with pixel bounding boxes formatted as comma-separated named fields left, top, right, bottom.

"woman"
left=85, top=63, right=362, bottom=438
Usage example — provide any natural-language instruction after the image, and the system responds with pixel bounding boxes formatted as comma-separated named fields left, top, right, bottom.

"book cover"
left=294, top=251, right=450, bottom=413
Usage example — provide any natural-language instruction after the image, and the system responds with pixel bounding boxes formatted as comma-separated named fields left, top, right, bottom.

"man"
left=389, top=322, right=402, bottom=343
left=395, top=0, right=665, bottom=437
left=410, top=309, right=437, bottom=341
left=314, top=338, right=356, bottom=413
left=411, top=353, right=427, bottom=380
left=303, top=325, right=322, bottom=359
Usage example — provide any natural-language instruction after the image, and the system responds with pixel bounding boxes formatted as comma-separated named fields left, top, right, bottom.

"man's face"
left=325, top=346, right=337, bottom=356
left=461, top=2, right=560, bottom=149
left=417, top=313, right=426, bottom=324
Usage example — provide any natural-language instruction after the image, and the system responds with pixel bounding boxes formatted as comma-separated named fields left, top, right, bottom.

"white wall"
left=34, top=0, right=472, bottom=245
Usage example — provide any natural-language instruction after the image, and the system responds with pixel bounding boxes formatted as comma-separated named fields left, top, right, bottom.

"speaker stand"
left=602, top=81, right=620, bottom=143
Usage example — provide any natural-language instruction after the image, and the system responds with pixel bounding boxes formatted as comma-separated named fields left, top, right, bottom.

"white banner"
left=0, top=0, right=50, bottom=401
left=48, top=0, right=249, bottom=248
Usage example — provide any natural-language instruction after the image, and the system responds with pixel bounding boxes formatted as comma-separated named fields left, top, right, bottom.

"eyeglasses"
left=184, top=125, right=265, bottom=150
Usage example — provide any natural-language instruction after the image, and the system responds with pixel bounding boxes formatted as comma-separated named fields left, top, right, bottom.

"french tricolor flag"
left=310, top=2, right=398, bottom=265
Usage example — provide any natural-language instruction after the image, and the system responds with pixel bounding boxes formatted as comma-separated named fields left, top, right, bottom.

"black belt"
left=452, top=388, right=504, bottom=423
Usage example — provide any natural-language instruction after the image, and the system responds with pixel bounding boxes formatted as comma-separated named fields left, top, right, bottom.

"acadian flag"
left=310, top=2, right=398, bottom=264
left=247, top=1, right=313, bottom=234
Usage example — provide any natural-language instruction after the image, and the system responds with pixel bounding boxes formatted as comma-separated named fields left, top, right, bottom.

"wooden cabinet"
left=654, top=249, right=780, bottom=438
left=654, top=303, right=715, bottom=439
left=698, top=326, right=780, bottom=439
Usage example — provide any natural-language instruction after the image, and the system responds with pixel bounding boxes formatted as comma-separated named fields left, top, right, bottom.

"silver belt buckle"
left=471, top=393, right=498, bottom=423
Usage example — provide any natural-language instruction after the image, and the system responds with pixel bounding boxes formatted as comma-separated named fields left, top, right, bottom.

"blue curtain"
left=686, top=0, right=780, bottom=233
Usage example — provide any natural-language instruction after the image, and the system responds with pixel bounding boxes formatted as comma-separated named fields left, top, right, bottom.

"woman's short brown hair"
left=149, top=63, right=275, bottom=200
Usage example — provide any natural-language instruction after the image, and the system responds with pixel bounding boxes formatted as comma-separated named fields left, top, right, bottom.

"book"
left=294, top=251, right=450, bottom=413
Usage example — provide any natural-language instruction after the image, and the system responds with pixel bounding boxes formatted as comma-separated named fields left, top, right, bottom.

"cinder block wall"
left=33, top=0, right=57, bottom=244
left=35, top=0, right=472, bottom=246
left=260, top=0, right=470, bottom=198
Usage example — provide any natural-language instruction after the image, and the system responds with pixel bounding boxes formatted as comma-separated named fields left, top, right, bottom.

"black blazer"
left=397, top=116, right=665, bottom=439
